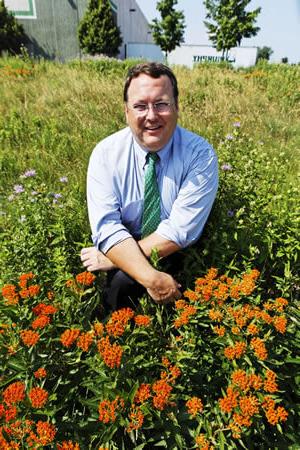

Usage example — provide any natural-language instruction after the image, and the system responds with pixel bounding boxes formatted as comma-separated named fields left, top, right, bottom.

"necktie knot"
left=147, top=152, right=159, bottom=164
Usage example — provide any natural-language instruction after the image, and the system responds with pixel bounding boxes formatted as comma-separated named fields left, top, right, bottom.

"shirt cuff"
left=155, top=220, right=187, bottom=248
left=92, top=229, right=133, bottom=254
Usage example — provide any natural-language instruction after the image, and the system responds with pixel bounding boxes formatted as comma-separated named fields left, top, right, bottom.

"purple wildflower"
left=226, top=134, right=234, bottom=141
left=221, top=163, right=232, bottom=171
left=53, top=193, right=62, bottom=199
left=227, top=210, right=235, bottom=217
left=233, top=121, right=241, bottom=127
left=14, top=184, right=25, bottom=194
left=20, top=169, right=36, bottom=178
left=59, top=176, right=68, bottom=183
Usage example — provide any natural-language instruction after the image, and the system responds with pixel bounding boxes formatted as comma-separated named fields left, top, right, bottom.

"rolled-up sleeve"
left=156, top=147, right=218, bottom=248
left=87, top=145, right=132, bottom=253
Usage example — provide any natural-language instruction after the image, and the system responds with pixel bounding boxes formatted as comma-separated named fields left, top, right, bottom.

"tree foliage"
left=0, top=0, right=25, bottom=54
left=151, top=0, right=185, bottom=59
left=204, top=0, right=261, bottom=57
left=78, top=0, right=122, bottom=57
left=256, top=46, right=273, bottom=62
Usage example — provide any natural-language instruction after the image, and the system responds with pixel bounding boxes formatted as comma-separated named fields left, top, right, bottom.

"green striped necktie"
left=141, top=152, right=161, bottom=238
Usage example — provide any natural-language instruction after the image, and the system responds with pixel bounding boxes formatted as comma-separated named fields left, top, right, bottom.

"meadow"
left=0, top=56, right=299, bottom=449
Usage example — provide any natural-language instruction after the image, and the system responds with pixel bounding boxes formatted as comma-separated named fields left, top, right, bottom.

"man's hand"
left=146, top=272, right=181, bottom=304
left=80, top=247, right=116, bottom=272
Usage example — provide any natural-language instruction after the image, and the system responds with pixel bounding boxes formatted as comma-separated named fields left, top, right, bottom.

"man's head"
left=124, top=62, right=179, bottom=152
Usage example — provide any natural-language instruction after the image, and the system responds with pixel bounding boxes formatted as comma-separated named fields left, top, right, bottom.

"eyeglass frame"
left=126, top=100, right=176, bottom=116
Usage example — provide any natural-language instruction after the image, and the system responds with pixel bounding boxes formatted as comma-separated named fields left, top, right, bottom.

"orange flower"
left=76, top=332, right=94, bottom=352
left=57, top=441, right=80, bottom=449
left=250, top=337, right=268, bottom=360
left=183, top=290, right=199, bottom=302
left=47, top=291, right=55, bottom=300
left=20, top=330, right=40, bottom=347
left=75, top=271, right=96, bottom=286
left=248, top=374, right=263, bottom=390
left=231, top=326, right=240, bottom=335
left=19, top=285, right=40, bottom=298
left=105, top=307, right=135, bottom=337
left=32, top=303, right=58, bottom=316
left=126, top=406, right=144, bottom=432
left=34, top=368, right=47, bottom=379
left=219, top=386, right=239, bottom=413
left=93, top=321, right=104, bottom=336
left=152, top=379, right=173, bottom=410
left=264, top=370, right=278, bottom=393
left=134, top=314, right=151, bottom=327
left=230, top=285, right=241, bottom=299
left=247, top=323, right=259, bottom=335
left=174, top=304, right=197, bottom=328
left=98, top=397, right=124, bottom=424
left=35, top=421, right=56, bottom=445
left=29, top=387, right=48, bottom=408
left=97, top=336, right=123, bottom=369
left=231, top=369, right=248, bottom=391
left=208, top=309, right=223, bottom=322
left=175, top=299, right=187, bottom=309
left=239, top=395, right=259, bottom=417
left=18, top=272, right=35, bottom=288
left=228, top=422, right=242, bottom=439
left=1, top=284, right=19, bottom=305
left=60, top=329, right=81, bottom=348
left=1, top=404, right=17, bottom=422
left=265, top=404, right=288, bottom=425
left=31, top=315, right=50, bottom=329
left=3, top=382, right=25, bottom=405
left=205, top=268, right=218, bottom=280
left=195, top=433, right=214, bottom=450
left=274, top=297, right=288, bottom=312
left=224, top=341, right=247, bottom=360
left=273, top=315, right=287, bottom=334
left=134, top=383, right=152, bottom=404
left=186, top=396, right=204, bottom=416
left=259, top=310, right=273, bottom=324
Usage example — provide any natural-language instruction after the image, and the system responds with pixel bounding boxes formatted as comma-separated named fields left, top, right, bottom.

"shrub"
left=0, top=0, right=26, bottom=55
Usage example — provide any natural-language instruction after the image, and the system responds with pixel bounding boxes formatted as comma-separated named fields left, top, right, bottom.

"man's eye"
left=155, top=102, right=169, bottom=111
left=133, top=104, right=147, bottom=112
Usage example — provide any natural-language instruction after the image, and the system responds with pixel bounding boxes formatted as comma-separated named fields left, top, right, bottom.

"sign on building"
left=4, top=0, right=37, bottom=19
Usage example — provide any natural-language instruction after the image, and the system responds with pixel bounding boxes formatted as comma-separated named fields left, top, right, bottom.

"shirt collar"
left=132, top=133, right=174, bottom=168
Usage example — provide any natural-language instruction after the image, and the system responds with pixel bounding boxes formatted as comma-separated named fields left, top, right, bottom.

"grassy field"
left=0, top=57, right=299, bottom=449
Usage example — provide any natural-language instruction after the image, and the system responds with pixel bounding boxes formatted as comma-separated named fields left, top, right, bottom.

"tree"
left=151, top=0, right=185, bottom=59
left=281, top=57, right=288, bottom=64
left=78, top=0, right=122, bottom=57
left=256, top=46, right=273, bottom=62
left=203, top=0, right=261, bottom=58
left=0, top=0, right=25, bottom=54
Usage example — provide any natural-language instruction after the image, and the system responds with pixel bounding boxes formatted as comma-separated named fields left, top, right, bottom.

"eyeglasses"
left=127, top=101, right=174, bottom=116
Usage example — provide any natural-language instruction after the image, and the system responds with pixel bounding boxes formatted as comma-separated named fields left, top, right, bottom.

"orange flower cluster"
left=250, top=337, right=268, bottom=360
left=186, top=396, right=204, bottom=416
left=32, top=303, right=58, bottom=316
left=98, top=397, right=124, bottom=424
left=208, top=309, right=223, bottom=322
left=31, top=314, right=50, bottom=330
left=231, top=370, right=262, bottom=392
left=126, top=406, right=144, bottom=433
left=20, top=330, right=40, bottom=347
left=75, top=271, right=96, bottom=286
left=93, top=321, right=104, bottom=336
left=262, top=396, right=288, bottom=425
left=97, top=336, right=123, bottom=368
left=219, top=386, right=239, bottom=413
left=213, top=325, right=225, bottom=336
left=60, top=329, right=81, bottom=348
left=134, top=314, right=151, bottom=327
left=57, top=441, right=80, bottom=449
left=224, top=341, right=247, bottom=360
left=152, top=379, right=173, bottom=410
left=174, top=304, right=197, bottom=328
left=183, top=289, right=199, bottom=302
left=105, top=307, right=135, bottom=337
left=263, top=370, right=278, bottom=393
left=76, top=332, right=94, bottom=352
left=274, top=297, right=289, bottom=312
left=27, top=420, right=56, bottom=446
left=273, top=315, right=287, bottom=334
left=1, top=284, right=19, bottom=305
left=247, top=323, right=259, bottom=335
left=18, top=272, right=35, bottom=288
left=28, top=387, right=48, bottom=408
left=34, top=368, right=47, bottom=379
left=195, top=433, right=214, bottom=450
left=19, top=284, right=40, bottom=299
left=0, top=403, right=17, bottom=423
left=134, top=383, right=152, bottom=404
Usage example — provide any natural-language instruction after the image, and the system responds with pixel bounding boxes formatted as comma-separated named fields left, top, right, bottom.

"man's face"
left=125, top=74, right=178, bottom=152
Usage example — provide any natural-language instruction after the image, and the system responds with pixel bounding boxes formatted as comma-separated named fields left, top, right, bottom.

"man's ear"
left=124, top=103, right=129, bottom=124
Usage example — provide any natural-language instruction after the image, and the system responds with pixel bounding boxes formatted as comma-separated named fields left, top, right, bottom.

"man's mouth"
left=145, top=125, right=161, bottom=131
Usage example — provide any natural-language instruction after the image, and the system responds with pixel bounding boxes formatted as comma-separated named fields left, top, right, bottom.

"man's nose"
left=145, top=104, right=158, bottom=119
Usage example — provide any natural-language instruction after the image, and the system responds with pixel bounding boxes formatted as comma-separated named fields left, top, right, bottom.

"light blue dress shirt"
left=87, top=125, right=218, bottom=253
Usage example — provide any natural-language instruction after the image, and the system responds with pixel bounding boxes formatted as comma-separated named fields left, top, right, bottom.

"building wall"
left=4, top=0, right=153, bottom=61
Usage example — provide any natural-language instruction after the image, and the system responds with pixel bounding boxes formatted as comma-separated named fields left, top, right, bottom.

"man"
left=81, top=62, right=218, bottom=311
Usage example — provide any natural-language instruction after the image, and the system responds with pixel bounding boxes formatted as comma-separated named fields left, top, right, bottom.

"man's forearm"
left=138, top=233, right=181, bottom=259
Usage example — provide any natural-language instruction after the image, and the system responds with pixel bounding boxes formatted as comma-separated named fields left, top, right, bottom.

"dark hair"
left=123, top=62, right=179, bottom=106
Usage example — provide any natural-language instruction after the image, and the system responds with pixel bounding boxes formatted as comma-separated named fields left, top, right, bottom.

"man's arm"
left=105, top=238, right=181, bottom=303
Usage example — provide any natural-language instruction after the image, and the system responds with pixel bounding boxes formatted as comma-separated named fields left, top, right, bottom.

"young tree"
left=0, top=0, right=25, bottom=54
left=203, top=0, right=261, bottom=58
left=151, top=0, right=185, bottom=59
left=78, top=0, right=122, bottom=57
left=256, top=46, right=273, bottom=62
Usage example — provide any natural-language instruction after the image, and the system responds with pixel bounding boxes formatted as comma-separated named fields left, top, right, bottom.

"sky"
left=136, top=0, right=300, bottom=64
